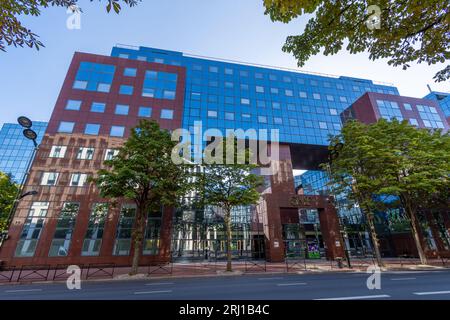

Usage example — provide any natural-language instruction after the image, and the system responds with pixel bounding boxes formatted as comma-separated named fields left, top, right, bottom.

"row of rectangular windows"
left=191, top=92, right=350, bottom=104
left=376, top=100, right=438, bottom=113
left=72, top=80, right=176, bottom=100
left=57, top=110, right=174, bottom=136
left=116, top=53, right=395, bottom=93
left=16, top=202, right=160, bottom=257
left=65, top=100, right=174, bottom=119
left=204, top=111, right=338, bottom=128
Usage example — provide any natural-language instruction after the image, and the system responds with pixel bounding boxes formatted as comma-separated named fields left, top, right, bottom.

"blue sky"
left=0, top=0, right=448, bottom=127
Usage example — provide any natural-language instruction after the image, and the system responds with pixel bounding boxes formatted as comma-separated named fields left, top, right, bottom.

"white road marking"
left=5, top=289, right=43, bottom=293
left=145, top=282, right=174, bottom=286
left=276, top=282, right=307, bottom=286
left=413, top=290, right=450, bottom=296
left=258, top=277, right=284, bottom=280
left=316, top=294, right=390, bottom=300
left=390, top=277, right=416, bottom=281
left=134, top=290, right=172, bottom=295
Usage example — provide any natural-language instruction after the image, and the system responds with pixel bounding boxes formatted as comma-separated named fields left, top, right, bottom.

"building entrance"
left=170, top=206, right=265, bottom=262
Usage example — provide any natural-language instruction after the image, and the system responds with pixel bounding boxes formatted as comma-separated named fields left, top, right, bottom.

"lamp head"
left=18, top=116, right=33, bottom=128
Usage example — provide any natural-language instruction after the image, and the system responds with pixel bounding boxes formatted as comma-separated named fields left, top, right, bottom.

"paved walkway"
left=1, top=257, right=448, bottom=284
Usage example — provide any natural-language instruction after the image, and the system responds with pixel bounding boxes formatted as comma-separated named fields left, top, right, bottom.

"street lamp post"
left=0, top=117, right=39, bottom=247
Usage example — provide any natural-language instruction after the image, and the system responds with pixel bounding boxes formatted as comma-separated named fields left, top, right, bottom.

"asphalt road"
left=0, top=270, right=450, bottom=300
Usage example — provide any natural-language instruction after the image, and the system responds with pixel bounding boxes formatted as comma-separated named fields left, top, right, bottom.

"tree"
left=194, top=135, right=264, bottom=272
left=327, top=118, right=450, bottom=266
left=93, top=120, right=191, bottom=275
left=263, top=0, right=450, bottom=82
left=0, top=0, right=141, bottom=52
left=325, top=120, right=388, bottom=267
left=374, top=119, right=450, bottom=264
left=0, top=172, right=19, bottom=233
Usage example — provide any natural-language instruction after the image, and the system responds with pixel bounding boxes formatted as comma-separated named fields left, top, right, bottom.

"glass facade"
left=423, top=91, right=450, bottom=119
left=0, top=121, right=47, bottom=183
left=110, top=46, right=399, bottom=146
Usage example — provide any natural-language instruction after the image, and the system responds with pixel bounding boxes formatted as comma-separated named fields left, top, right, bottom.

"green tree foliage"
left=93, top=120, right=191, bottom=275
left=0, top=172, right=19, bottom=233
left=327, top=119, right=450, bottom=265
left=0, top=0, right=141, bottom=51
left=373, top=119, right=450, bottom=264
left=263, top=0, right=450, bottom=82
left=326, top=120, right=388, bottom=267
left=194, top=135, right=264, bottom=272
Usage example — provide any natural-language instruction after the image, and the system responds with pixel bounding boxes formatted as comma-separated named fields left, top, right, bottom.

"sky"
left=0, top=0, right=449, bottom=128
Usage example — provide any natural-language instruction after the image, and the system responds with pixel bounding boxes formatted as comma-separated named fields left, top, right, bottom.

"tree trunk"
left=225, top=208, right=233, bottom=272
left=408, top=208, right=428, bottom=265
left=130, top=207, right=146, bottom=275
left=366, top=213, right=384, bottom=268
left=402, top=197, right=428, bottom=265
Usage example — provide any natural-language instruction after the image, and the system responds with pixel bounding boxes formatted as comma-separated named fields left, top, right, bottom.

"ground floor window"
left=15, top=202, right=49, bottom=257
left=82, top=203, right=108, bottom=256
left=48, top=202, right=79, bottom=257
left=142, top=211, right=162, bottom=255
left=113, top=204, right=136, bottom=256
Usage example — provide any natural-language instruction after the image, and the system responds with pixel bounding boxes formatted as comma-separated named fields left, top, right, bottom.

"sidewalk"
left=1, top=257, right=448, bottom=285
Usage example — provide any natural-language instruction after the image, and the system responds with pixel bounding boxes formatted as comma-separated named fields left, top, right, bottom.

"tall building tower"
left=0, top=121, right=48, bottom=183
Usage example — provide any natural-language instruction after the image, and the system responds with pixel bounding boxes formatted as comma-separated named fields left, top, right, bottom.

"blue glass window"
left=73, top=80, right=87, bottom=90
left=239, top=70, right=248, bottom=77
left=110, top=126, right=125, bottom=137
left=123, top=68, right=137, bottom=77
left=191, top=92, right=201, bottom=100
left=85, top=124, right=100, bottom=135
left=115, top=104, right=129, bottom=115
left=91, top=102, right=106, bottom=113
left=225, top=82, right=234, bottom=89
left=240, top=84, right=249, bottom=91
left=143, top=88, right=155, bottom=97
left=58, top=122, right=75, bottom=133
left=75, top=62, right=115, bottom=92
left=163, top=90, right=176, bottom=100
left=66, top=100, right=82, bottom=111
left=142, top=70, right=178, bottom=99
left=97, top=83, right=111, bottom=93
left=119, top=85, right=134, bottom=95
left=161, top=109, right=174, bottom=120
left=225, top=112, right=234, bottom=120
left=208, top=110, right=218, bottom=118
left=138, top=107, right=152, bottom=118
left=274, top=117, right=283, bottom=125
left=258, top=116, right=267, bottom=123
